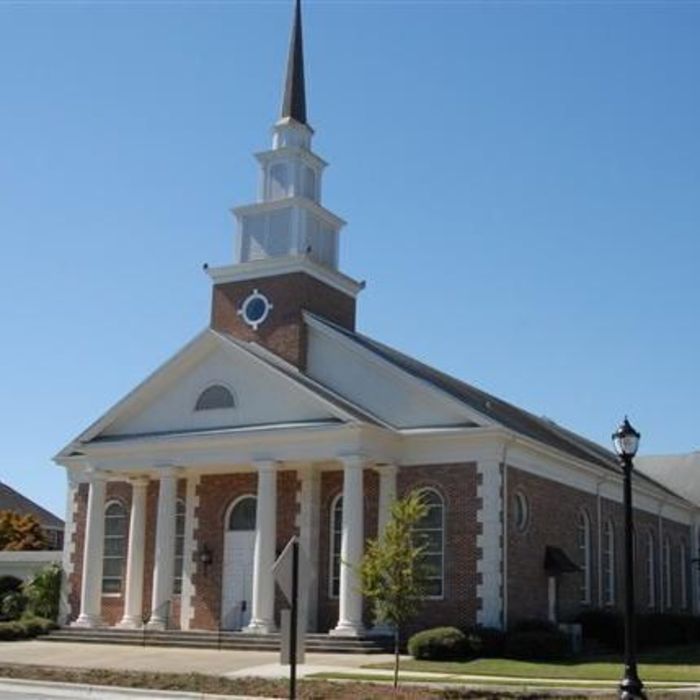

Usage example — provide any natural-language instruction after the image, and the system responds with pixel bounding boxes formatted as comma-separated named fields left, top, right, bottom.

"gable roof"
left=56, top=328, right=386, bottom=459
left=216, top=332, right=388, bottom=428
left=306, top=315, right=683, bottom=499
left=0, top=482, right=63, bottom=530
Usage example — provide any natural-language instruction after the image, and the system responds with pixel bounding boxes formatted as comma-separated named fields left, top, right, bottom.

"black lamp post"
left=612, top=417, right=646, bottom=700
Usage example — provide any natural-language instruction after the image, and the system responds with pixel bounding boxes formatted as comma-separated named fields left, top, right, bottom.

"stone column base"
left=117, top=616, right=143, bottom=629
left=71, top=614, right=104, bottom=629
left=145, top=617, right=168, bottom=631
left=329, top=621, right=365, bottom=637
left=244, top=619, right=276, bottom=634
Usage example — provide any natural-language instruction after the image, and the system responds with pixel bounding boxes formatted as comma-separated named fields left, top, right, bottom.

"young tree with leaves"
left=360, top=489, right=430, bottom=689
left=0, top=511, right=47, bottom=551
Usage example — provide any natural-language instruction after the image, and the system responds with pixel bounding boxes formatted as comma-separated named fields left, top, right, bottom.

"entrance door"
left=221, top=496, right=257, bottom=630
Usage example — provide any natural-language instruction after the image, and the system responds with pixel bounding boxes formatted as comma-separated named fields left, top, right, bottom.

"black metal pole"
left=290, top=539, right=299, bottom=700
left=620, top=456, right=646, bottom=700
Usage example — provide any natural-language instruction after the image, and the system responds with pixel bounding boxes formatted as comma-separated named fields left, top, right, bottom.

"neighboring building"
left=637, top=453, right=700, bottom=507
left=55, top=1, right=699, bottom=634
left=0, top=481, right=64, bottom=551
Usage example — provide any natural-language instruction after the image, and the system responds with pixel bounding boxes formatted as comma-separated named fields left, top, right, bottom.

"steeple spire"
left=280, top=0, right=307, bottom=125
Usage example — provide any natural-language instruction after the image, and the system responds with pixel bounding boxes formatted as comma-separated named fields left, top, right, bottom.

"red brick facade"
left=210, top=272, right=356, bottom=368
left=66, top=463, right=692, bottom=634
left=506, top=467, right=693, bottom=626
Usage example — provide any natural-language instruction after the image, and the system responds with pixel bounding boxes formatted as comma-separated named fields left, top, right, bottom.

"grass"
left=0, top=662, right=596, bottom=699
left=365, top=645, right=700, bottom=683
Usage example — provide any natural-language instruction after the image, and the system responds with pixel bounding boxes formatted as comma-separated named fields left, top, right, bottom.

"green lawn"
left=365, top=645, right=700, bottom=683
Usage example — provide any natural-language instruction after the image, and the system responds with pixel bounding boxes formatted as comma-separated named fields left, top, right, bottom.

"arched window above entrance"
left=228, top=496, right=257, bottom=531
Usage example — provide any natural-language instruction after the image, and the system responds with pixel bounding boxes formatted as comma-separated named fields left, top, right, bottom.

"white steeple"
left=231, top=0, right=344, bottom=272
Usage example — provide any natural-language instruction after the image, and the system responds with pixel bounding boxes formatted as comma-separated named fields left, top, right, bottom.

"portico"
left=69, top=453, right=398, bottom=635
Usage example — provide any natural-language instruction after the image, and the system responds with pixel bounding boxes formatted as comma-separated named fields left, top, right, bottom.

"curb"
left=0, top=677, right=270, bottom=700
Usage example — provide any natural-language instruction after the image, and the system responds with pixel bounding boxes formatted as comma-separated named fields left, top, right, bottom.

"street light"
left=612, top=417, right=646, bottom=700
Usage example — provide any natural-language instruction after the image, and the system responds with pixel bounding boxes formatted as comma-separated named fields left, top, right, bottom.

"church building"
left=56, top=1, right=699, bottom=638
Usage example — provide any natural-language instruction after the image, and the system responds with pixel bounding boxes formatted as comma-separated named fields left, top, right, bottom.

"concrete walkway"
left=0, top=641, right=698, bottom=696
left=0, top=640, right=395, bottom=677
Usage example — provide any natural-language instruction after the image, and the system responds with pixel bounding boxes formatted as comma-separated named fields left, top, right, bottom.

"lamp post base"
left=619, top=672, right=646, bottom=700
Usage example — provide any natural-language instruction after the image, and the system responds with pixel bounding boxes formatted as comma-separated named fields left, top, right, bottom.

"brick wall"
left=190, top=470, right=299, bottom=631
left=506, top=467, right=693, bottom=626
left=210, top=272, right=356, bottom=368
left=398, top=463, right=479, bottom=636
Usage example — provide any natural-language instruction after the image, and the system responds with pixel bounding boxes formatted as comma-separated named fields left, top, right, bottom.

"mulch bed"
left=0, top=663, right=600, bottom=699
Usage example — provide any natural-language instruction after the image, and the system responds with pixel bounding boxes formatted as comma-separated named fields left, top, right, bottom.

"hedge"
left=0, top=616, right=56, bottom=641
left=408, top=627, right=470, bottom=660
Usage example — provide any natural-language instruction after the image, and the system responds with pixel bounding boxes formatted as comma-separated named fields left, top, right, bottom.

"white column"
left=118, top=477, right=149, bottom=628
left=298, top=467, right=320, bottom=632
left=371, top=464, right=397, bottom=636
left=331, top=455, right=366, bottom=637
left=147, top=469, right=178, bottom=629
left=245, top=460, right=277, bottom=634
left=73, top=470, right=107, bottom=628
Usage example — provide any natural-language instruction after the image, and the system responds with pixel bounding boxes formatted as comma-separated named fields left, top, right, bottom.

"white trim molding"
left=207, top=256, right=364, bottom=298
left=181, top=474, right=200, bottom=631
left=476, top=455, right=503, bottom=629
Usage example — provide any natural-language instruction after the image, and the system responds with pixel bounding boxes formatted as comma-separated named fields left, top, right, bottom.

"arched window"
left=329, top=494, right=343, bottom=599
left=602, top=519, right=615, bottom=606
left=663, top=537, right=672, bottom=609
left=414, top=489, right=445, bottom=598
left=173, top=499, right=186, bottom=595
left=228, top=496, right=257, bottom=531
left=195, top=385, right=235, bottom=411
left=646, top=530, right=656, bottom=608
left=102, top=501, right=127, bottom=594
left=577, top=509, right=592, bottom=604
left=680, top=541, right=688, bottom=610
left=513, top=491, right=529, bottom=533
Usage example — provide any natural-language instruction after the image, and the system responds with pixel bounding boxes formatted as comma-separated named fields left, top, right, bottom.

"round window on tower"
left=238, top=290, right=273, bottom=331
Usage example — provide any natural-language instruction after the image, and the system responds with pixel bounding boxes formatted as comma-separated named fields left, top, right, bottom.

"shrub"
left=19, top=615, right=56, bottom=637
left=464, top=626, right=506, bottom=658
left=1, top=591, right=27, bottom=621
left=408, top=627, right=469, bottom=660
left=0, top=616, right=56, bottom=642
left=511, top=618, right=559, bottom=634
left=0, top=576, right=22, bottom=600
left=23, top=564, right=61, bottom=621
left=636, top=613, right=699, bottom=648
left=0, top=621, right=26, bottom=641
left=577, top=609, right=624, bottom=650
left=505, top=620, right=570, bottom=661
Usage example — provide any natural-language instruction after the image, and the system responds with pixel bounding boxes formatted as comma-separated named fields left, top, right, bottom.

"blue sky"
left=1, top=1, right=698, bottom=518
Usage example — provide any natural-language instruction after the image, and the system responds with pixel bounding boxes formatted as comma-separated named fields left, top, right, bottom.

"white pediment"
left=70, top=331, right=348, bottom=446
left=305, top=317, right=492, bottom=430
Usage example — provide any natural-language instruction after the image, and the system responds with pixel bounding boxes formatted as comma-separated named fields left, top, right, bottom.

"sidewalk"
left=0, top=640, right=393, bottom=677
left=0, top=641, right=697, bottom=696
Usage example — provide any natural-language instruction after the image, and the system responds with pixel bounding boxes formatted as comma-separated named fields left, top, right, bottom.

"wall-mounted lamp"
left=198, top=544, right=213, bottom=575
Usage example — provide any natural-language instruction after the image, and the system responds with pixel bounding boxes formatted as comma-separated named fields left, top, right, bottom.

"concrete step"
left=46, top=627, right=392, bottom=654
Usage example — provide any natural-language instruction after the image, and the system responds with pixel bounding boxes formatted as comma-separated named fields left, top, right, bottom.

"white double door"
left=221, top=530, right=256, bottom=630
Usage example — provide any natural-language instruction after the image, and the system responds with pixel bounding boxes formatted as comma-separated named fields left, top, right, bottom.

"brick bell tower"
left=208, top=0, right=363, bottom=368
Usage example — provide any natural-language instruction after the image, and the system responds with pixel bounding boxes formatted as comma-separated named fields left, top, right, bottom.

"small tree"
left=0, top=511, right=47, bottom=551
left=24, top=564, right=62, bottom=621
left=360, top=490, right=430, bottom=689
